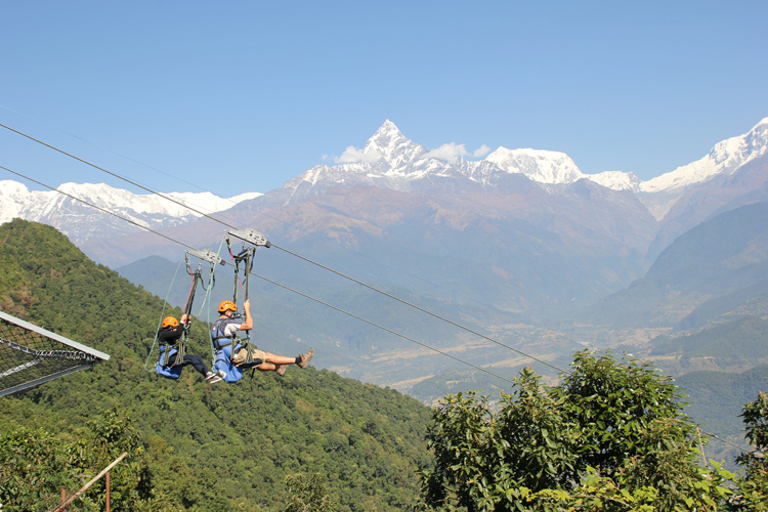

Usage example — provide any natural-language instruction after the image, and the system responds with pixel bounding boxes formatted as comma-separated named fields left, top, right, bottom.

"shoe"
left=205, top=370, right=225, bottom=383
left=298, top=348, right=314, bottom=369
left=276, top=364, right=287, bottom=376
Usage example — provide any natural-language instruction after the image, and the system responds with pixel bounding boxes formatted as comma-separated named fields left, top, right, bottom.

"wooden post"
left=51, top=452, right=127, bottom=512
left=697, top=428, right=709, bottom=468
left=60, top=487, right=67, bottom=511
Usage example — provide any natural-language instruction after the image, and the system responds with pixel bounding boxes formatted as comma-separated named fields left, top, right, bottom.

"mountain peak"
left=485, top=147, right=585, bottom=184
left=641, top=116, right=768, bottom=196
left=365, top=120, right=408, bottom=153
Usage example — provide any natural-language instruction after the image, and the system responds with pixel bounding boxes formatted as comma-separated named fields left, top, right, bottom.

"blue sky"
left=2, top=0, right=767, bottom=198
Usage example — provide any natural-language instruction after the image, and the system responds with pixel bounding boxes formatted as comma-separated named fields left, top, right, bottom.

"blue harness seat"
left=211, top=317, right=262, bottom=383
left=155, top=344, right=182, bottom=379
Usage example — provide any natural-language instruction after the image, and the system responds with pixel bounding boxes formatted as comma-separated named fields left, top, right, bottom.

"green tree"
left=734, top=390, right=768, bottom=511
left=0, top=408, right=181, bottom=512
left=419, top=351, right=734, bottom=511
left=284, top=472, right=337, bottom=512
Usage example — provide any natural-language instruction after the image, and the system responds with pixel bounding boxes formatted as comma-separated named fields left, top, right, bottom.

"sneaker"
left=275, top=364, right=287, bottom=376
left=298, top=348, right=314, bottom=369
left=205, top=370, right=226, bottom=383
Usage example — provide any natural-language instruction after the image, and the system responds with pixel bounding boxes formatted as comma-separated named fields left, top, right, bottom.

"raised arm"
left=240, top=299, right=254, bottom=331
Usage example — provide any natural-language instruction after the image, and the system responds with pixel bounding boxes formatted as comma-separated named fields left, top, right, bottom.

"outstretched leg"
left=261, top=349, right=314, bottom=375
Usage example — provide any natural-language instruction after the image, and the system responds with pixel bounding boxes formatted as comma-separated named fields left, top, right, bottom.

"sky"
left=2, top=0, right=768, bottom=198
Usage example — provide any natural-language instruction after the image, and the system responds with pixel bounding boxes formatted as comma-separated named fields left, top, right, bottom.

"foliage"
left=284, top=473, right=337, bottom=512
left=0, top=220, right=432, bottom=511
left=419, top=351, right=739, bottom=511
left=734, top=391, right=768, bottom=511
left=0, top=408, right=181, bottom=512
left=555, top=351, right=693, bottom=475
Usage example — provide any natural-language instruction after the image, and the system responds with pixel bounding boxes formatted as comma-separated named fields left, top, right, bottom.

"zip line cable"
left=0, top=122, right=569, bottom=374
left=1, top=123, right=757, bottom=437
left=0, top=164, right=521, bottom=386
left=3, top=122, right=756, bottom=411
left=2, top=164, right=758, bottom=452
left=0, top=122, right=238, bottom=229
left=1, top=117, right=581, bottom=375
left=247, top=268, right=518, bottom=385
left=2, top=123, right=754, bottom=405
left=270, top=242, right=567, bottom=374
left=0, top=165, right=199, bottom=252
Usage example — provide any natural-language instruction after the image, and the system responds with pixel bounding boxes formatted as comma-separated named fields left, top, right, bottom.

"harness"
left=209, top=230, right=271, bottom=382
left=155, top=342, right=182, bottom=379
left=210, top=316, right=252, bottom=383
left=150, top=249, right=222, bottom=379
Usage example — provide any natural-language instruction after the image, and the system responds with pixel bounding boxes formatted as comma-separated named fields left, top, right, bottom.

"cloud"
left=473, top=144, right=491, bottom=157
left=334, top=145, right=382, bottom=164
left=424, top=142, right=467, bottom=163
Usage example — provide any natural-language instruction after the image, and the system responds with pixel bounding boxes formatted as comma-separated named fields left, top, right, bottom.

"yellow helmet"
left=161, top=316, right=179, bottom=328
left=218, top=300, right=237, bottom=313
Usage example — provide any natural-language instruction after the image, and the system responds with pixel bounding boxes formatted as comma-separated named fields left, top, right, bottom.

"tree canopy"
left=418, top=351, right=768, bottom=511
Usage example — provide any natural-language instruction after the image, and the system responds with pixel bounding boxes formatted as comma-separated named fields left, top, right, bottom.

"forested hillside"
left=0, top=219, right=432, bottom=511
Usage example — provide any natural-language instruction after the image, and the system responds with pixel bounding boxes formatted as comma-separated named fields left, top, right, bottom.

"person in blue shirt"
left=211, top=299, right=313, bottom=383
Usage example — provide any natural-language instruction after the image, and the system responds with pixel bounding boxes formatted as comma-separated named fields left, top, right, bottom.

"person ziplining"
left=153, top=248, right=224, bottom=383
left=156, top=314, right=223, bottom=383
left=210, top=299, right=313, bottom=383
left=151, top=228, right=315, bottom=384
left=209, top=228, right=314, bottom=383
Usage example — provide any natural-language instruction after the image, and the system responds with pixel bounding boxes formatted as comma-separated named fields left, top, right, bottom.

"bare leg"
left=263, top=352, right=298, bottom=365
left=256, top=362, right=278, bottom=372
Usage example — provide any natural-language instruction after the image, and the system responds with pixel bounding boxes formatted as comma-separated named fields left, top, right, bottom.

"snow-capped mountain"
left=484, top=147, right=585, bottom=184
left=638, top=117, right=768, bottom=219
left=643, top=118, right=768, bottom=194
left=274, top=118, right=768, bottom=223
left=276, top=121, right=596, bottom=206
left=0, top=180, right=260, bottom=244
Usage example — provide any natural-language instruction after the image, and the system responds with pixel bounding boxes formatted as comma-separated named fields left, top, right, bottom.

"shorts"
left=232, top=346, right=266, bottom=367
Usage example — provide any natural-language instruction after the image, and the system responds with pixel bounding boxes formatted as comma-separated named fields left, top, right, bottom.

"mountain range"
left=0, top=179, right=261, bottom=245
left=2, top=117, right=768, bottom=395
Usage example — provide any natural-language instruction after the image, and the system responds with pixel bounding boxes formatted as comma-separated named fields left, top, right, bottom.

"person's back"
left=156, top=315, right=222, bottom=383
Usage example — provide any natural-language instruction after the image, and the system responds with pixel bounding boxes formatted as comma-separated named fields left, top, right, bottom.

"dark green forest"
left=0, top=220, right=432, bottom=511
left=3, top=219, right=768, bottom=511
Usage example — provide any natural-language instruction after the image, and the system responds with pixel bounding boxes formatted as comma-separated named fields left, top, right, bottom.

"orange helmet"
left=161, top=316, right=179, bottom=328
left=218, top=300, right=237, bottom=313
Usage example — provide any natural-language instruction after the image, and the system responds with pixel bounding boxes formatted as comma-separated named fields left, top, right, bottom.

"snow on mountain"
left=630, top=117, right=768, bottom=220
left=0, top=180, right=261, bottom=242
left=282, top=120, right=655, bottom=202
left=587, top=171, right=642, bottom=192
left=282, top=121, right=597, bottom=204
left=642, top=118, right=768, bottom=194
left=484, top=147, right=585, bottom=184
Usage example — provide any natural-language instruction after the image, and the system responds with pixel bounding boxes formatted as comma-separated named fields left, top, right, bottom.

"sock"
left=295, top=356, right=301, bottom=364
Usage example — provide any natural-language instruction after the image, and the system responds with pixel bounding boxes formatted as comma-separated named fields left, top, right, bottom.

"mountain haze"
left=564, top=201, right=768, bottom=331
